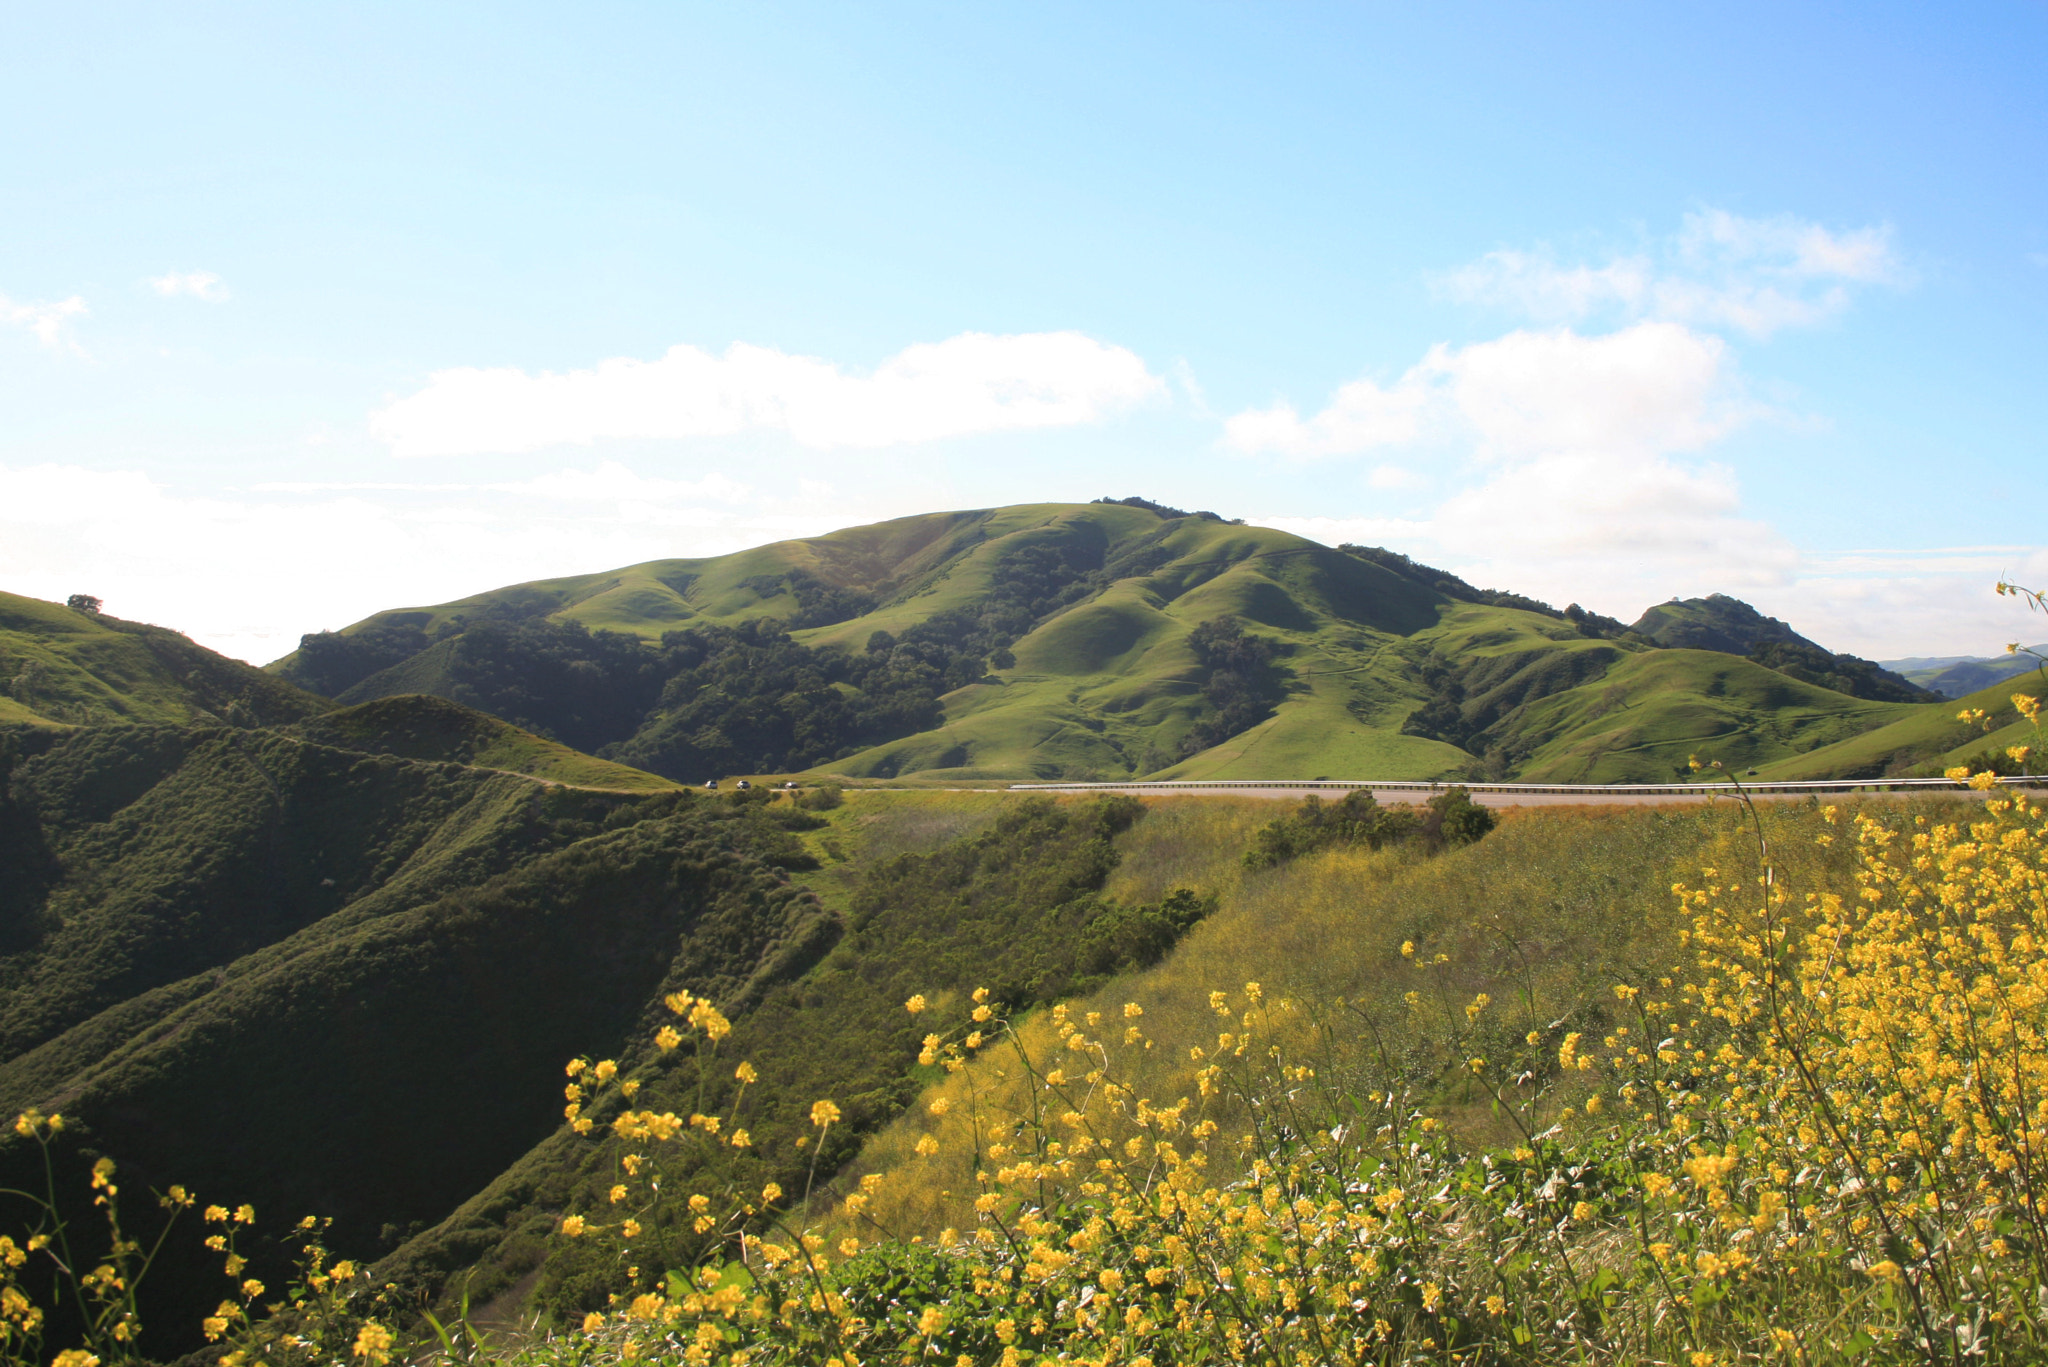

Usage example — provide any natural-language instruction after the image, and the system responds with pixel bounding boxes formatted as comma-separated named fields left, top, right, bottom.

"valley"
left=0, top=501, right=2042, bottom=1362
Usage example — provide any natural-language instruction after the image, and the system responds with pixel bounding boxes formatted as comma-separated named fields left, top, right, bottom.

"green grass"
left=0, top=590, right=328, bottom=728
left=1754, top=669, right=2048, bottom=779
left=265, top=503, right=1933, bottom=783
left=0, top=721, right=818, bottom=1353
left=1501, top=648, right=1919, bottom=780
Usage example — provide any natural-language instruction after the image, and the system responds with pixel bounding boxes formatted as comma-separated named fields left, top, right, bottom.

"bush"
left=1241, top=787, right=1426, bottom=869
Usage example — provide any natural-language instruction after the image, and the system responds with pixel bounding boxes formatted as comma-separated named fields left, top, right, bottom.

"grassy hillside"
left=843, top=794, right=1859, bottom=1235
left=0, top=590, right=329, bottom=728
left=265, top=503, right=1913, bottom=783
left=0, top=721, right=1237, bottom=1352
left=1755, top=670, right=2046, bottom=780
left=1632, top=593, right=1929, bottom=703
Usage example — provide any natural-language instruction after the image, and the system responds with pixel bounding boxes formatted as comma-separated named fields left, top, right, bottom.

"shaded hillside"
left=0, top=590, right=328, bottom=728
left=374, top=793, right=1224, bottom=1318
left=286, top=694, right=679, bottom=790
left=0, top=721, right=820, bottom=1354
left=0, top=721, right=1225, bottom=1350
left=266, top=503, right=1924, bottom=782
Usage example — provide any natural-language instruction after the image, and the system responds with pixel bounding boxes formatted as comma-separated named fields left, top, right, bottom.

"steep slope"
left=0, top=590, right=329, bottom=728
left=375, top=792, right=1206, bottom=1317
left=0, top=722, right=821, bottom=1354
left=266, top=503, right=1919, bottom=782
left=0, top=721, right=1221, bottom=1349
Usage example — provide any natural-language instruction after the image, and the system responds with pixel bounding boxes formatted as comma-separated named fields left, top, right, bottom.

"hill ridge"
left=260, top=502, right=1950, bottom=784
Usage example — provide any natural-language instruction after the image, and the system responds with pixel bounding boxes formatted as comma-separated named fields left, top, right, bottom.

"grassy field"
left=839, top=794, right=1757, bottom=1231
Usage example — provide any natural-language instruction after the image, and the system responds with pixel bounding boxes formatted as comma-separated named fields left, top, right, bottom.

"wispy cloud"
left=1440, top=208, right=1901, bottom=338
left=371, top=331, right=1166, bottom=457
left=149, top=270, right=229, bottom=301
left=1, top=291, right=89, bottom=352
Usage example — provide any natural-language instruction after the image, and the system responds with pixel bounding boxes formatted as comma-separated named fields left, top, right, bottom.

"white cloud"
left=1223, top=371, right=1428, bottom=459
left=1, top=292, right=88, bottom=351
left=1424, top=453, right=1801, bottom=609
left=1442, top=209, right=1900, bottom=338
left=1253, top=514, right=1435, bottom=548
left=0, top=461, right=846, bottom=664
left=1366, top=464, right=1424, bottom=490
left=149, top=270, right=229, bottom=301
left=371, top=331, right=1165, bottom=457
left=1225, top=322, right=1738, bottom=461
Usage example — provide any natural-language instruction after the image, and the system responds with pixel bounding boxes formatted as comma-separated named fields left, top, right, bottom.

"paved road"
left=1008, top=778, right=2036, bottom=807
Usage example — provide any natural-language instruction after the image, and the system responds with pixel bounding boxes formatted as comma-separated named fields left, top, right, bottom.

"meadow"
left=519, top=781, right=2048, bottom=1366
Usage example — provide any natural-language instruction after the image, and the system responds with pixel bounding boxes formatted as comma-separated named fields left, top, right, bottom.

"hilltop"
left=0, top=590, right=328, bottom=729
left=1630, top=593, right=1928, bottom=702
left=267, top=500, right=1933, bottom=784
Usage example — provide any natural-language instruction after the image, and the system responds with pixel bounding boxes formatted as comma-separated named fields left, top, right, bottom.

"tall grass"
left=517, top=786, right=2048, bottom=1365
left=848, top=798, right=1879, bottom=1238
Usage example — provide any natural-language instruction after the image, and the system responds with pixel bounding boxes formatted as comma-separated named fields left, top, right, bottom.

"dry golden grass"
left=844, top=795, right=1997, bottom=1241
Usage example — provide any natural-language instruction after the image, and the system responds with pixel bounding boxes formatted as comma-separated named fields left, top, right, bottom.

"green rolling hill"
left=267, top=500, right=1939, bottom=784
left=1756, top=669, right=2048, bottom=781
left=0, top=590, right=329, bottom=729
left=1882, top=647, right=2048, bottom=699
left=0, top=523, right=2036, bottom=1351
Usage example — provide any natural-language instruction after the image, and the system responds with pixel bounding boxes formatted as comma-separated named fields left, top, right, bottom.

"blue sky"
left=4, top=2, right=2044, bottom=662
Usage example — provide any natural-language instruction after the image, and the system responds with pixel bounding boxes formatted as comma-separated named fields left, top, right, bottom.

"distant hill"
left=1759, top=671, right=2045, bottom=781
left=1880, top=648, right=2048, bottom=700
left=1630, top=593, right=1930, bottom=704
left=1632, top=592, right=1823, bottom=655
left=0, top=590, right=329, bottom=728
left=269, top=502, right=1927, bottom=784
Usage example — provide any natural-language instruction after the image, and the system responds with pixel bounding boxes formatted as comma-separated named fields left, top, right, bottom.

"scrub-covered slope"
left=285, top=694, right=680, bottom=791
left=0, top=721, right=820, bottom=1352
left=267, top=501, right=1923, bottom=783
